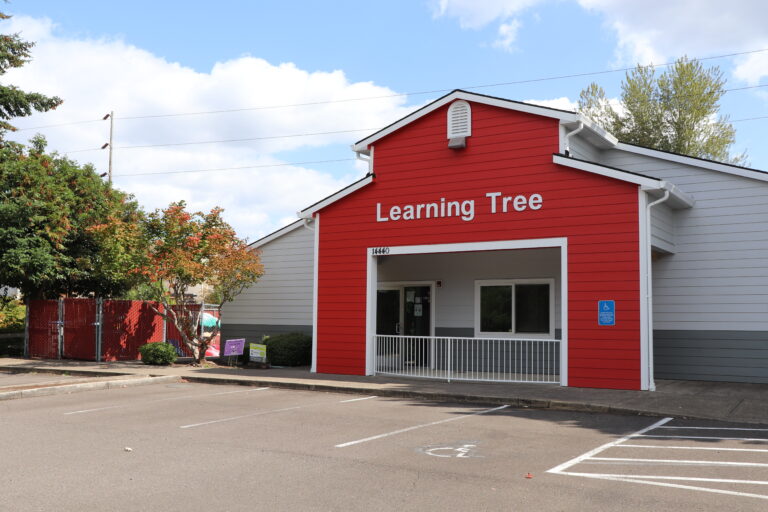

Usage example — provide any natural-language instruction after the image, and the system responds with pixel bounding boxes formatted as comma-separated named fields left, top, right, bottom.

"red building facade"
left=302, top=91, right=676, bottom=390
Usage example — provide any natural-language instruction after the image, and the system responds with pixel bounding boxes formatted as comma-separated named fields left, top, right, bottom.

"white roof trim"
left=249, top=219, right=304, bottom=249
left=553, top=154, right=661, bottom=188
left=299, top=175, right=374, bottom=217
left=352, top=90, right=613, bottom=153
left=616, top=142, right=768, bottom=184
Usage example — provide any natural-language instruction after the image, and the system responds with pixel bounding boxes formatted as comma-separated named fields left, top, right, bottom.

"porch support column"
left=365, top=249, right=377, bottom=375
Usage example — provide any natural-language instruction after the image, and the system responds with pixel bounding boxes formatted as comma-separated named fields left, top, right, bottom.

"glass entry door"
left=376, top=285, right=432, bottom=336
left=403, top=286, right=431, bottom=336
left=376, top=289, right=400, bottom=335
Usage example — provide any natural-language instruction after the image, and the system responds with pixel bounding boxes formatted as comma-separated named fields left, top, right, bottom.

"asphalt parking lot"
left=1, top=382, right=766, bottom=511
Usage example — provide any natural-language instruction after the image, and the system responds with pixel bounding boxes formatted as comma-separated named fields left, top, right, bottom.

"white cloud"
left=432, top=0, right=543, bottom=29
left=492, top=19, right=522, bottom=52
left=2, top=16, right=415, bottom=241
left=576, top=0, right=768, bottom=83
left=524, top=96, right=577, bottom=112
left=433, top=1, right=768, bottom=84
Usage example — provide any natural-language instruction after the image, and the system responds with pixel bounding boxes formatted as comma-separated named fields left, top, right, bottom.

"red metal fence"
left=26, top=298, right=219, bottom=362
left=27, top=300, right=60, bottom=359
left=62, top=298, right=97, bottom=360
left=101, top=300, right=164, bottom=362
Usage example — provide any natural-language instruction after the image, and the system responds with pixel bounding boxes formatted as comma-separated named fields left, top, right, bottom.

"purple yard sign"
left=223, top=338, right=246, bottom=357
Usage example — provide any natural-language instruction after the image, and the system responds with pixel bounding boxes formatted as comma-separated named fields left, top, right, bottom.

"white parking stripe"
left=64, top=387, right=269, bottom=415
left=547, top=417, right=673, bottom=474
left=335, top=405, right=509, bottom=448
left=639, top=435, right=768, bottom=442
left=339, top=396, right=377, bottom=403
left=620, top=444, right=768, bottom=453
left=587, top=457, right=768, bottom=468
left=558, top=472, right=768, bottom=486
left=180, top=404, right=305, bottom=429
left=658, top=426, right=768, bottom=432
left=568, top=473, right=768, bottom=501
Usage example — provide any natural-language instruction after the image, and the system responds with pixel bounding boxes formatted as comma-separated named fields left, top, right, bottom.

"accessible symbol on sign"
left=598, top=300, right=615, bottom=326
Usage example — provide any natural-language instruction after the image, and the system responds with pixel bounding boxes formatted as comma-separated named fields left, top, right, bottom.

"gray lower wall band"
left=654, top=330, right=768, bottom=384
left=221, top=324, right=312, bottom=344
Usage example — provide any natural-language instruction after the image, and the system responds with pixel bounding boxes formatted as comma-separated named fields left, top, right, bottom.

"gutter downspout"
left=563, top=122, right=584, bottom=156
left=644, top=184, right=671, bottom=391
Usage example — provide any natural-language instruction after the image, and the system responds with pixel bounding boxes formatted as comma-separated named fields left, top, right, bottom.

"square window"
left=476, top=279, right=553, bottom=338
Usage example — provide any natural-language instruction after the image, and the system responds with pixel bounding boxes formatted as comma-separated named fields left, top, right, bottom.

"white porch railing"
left=374, top=335, right=560, bottom=384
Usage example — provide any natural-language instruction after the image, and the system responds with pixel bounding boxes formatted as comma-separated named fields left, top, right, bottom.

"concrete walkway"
left=1, top=357, right=765, bottom=425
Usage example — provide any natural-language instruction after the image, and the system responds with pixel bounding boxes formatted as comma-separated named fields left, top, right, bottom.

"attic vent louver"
left=447, top=100, right=471, bottom=149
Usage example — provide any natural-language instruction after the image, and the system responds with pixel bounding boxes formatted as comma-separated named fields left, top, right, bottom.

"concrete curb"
left=2, top=365, right=763, bottom=424
left=0, top=365, right=139, bottom=378
left=0, top=375, right=180, bottom=401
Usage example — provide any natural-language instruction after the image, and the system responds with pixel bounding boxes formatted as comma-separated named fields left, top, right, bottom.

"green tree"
left=133, top=201, right=263, bottom=364
left=0, top=10, right=62, bottom=136
left=0, top=137, right=147, bottom=299
left=578, top=57, right=746, bottom=165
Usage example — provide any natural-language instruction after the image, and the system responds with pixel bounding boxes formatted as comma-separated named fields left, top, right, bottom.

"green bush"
left=138, top=342, right=178, bottom=365
left=265, top=332, right=312, bottom=366
left=0, top=300, right=25, bottom=333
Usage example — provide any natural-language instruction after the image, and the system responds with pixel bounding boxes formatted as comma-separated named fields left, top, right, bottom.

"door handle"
left=395, top=323, right=401, bottom=335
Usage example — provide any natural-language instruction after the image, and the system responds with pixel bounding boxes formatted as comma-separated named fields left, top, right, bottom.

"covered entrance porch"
left=366, top=239, right=568, bottom=385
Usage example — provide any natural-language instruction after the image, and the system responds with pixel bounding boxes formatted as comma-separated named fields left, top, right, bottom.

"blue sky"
left=3, top=1, right=767, bottom=240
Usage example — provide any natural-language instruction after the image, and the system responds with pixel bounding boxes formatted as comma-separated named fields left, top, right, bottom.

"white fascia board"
left=616, top=142, right=768, bottom=184
left=645, top=182, right=695, bottom=210
left=562, top=117, right=618, bottom=148
left=249, top=220, right=304, bottom=249
left=299, top=175, right=374, bottom=217
left=553, top=154, right=662, bottom=188
left=352, top=91, right=584, bottom=153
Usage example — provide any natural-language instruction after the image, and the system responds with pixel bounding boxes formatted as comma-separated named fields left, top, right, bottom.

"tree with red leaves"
left=136, top=201, right=263, bottom=363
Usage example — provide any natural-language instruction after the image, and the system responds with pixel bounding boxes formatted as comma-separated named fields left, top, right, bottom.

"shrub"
left=138, top=342, right=178, bottom=365
left=0, top=300, right=25, bottom=333
left=265, top=332, right=312, bottom=366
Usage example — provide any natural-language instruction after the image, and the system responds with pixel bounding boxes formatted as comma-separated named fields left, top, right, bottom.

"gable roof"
left=248, top=219, right=304, bottom=249
left=615, top=142, right=768, bottom=184
left=553, top=154, right=694, bottom=209
left=351, top=89, right=617, bottom=154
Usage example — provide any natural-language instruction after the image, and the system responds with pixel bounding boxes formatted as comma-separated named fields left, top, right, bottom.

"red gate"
left=62, top=298, right=97, bottom=360
left=101, top=300, right=164, bottom=361
left=27, top=300, right=60, bottom=359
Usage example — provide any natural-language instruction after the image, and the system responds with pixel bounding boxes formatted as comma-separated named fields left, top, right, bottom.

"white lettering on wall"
left=376, top=192, right=542, bottom=223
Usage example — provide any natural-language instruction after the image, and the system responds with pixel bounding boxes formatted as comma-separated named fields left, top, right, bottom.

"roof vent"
left=447, top=100, right=471, bottom=149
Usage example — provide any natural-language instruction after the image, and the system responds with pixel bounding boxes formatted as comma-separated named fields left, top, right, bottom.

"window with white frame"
left=474, top=279, right=555, bottom=338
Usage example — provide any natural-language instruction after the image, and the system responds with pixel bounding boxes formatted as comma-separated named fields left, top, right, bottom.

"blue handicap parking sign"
left=598, top=300, right=615, bottom=326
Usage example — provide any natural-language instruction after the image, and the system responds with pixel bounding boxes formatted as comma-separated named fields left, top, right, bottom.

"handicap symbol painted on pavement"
left=418, top=442, right=482, bottom=458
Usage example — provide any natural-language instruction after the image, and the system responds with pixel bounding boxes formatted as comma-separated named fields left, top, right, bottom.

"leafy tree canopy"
left=133, top=201, right=264, bottom=363
left=578, top=57, right=746, bottom=165
left=0, top=136, right=147, bottom=299
left=0, top=10, right=62, bottom=137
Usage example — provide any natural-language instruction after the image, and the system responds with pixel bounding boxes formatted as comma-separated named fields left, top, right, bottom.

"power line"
left=112, top=158, right=357, bottom=177
left=63, top=127, right=378, bottom=154
left=61, top=85, right=768, bottom=155
left=731, top=115, right=768, bottom=123
left=13, top=47, right=768, bottom=131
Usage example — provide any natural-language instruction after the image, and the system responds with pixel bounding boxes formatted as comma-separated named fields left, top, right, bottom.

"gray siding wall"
left=377, top=248, right=561, bottom=334
left=650, top=203, right=675, bottom=253
left=221, top=224, right=314, bottom=327
left=601, top=148, right=768, bottom=332
left=569, top=135, right=603, bottom=162
left=600, top=148, right=768, bottom=383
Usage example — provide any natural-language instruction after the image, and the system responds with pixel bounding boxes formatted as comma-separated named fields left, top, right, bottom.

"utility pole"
left=102, top=111, right=114, bottom=184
